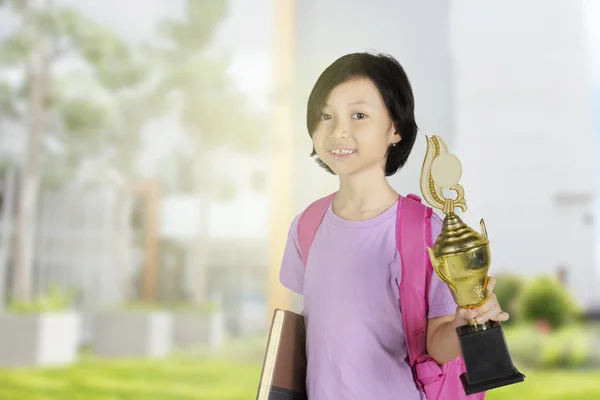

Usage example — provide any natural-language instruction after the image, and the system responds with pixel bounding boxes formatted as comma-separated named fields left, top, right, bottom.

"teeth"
left=330, top=149, right=355, bottom=155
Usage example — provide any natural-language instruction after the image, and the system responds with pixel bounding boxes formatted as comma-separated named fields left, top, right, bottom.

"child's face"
left=312, top=77, right=400, bottom=177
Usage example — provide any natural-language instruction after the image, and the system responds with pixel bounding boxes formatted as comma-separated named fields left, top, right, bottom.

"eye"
left=352, top=113, right=366, bottom=120
left=319, top=113, right=331, bottom=121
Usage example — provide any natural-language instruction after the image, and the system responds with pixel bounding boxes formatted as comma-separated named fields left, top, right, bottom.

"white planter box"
left=93, top=312, right=172, bottom=358
left=0, top=311, right=80, bottom=367
left=173, top=311, right=224, bottom=349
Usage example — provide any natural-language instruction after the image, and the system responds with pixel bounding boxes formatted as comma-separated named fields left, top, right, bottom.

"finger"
left=491, top=312, right=510, bottom=322
left=473, top=293, right=498, bottom=315
left=476, top=305, right=506, bottom=324
left=486, top=276, right=497, bottom=292
left=457, top=307, right=477, bottom=321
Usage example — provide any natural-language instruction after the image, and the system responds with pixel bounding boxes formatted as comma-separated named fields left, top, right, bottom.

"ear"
left=390, top=131, right=402, bottom=145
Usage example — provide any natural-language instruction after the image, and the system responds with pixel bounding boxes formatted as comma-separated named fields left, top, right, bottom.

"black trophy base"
left=460, top=369, right=525, bottom=395
left=456, top=320, right=525, bottom=395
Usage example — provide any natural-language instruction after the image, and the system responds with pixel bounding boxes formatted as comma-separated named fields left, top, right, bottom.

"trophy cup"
left=420, top=135, right=525, bottom=395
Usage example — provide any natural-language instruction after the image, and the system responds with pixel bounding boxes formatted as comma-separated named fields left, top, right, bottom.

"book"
left=256, top=309, right=307, bottom=400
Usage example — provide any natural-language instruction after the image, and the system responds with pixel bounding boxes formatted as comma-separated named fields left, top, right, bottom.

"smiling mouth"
left=329, top=149, right=356, bottom=155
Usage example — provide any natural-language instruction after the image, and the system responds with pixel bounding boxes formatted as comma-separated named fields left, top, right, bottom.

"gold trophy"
left=420, top=135, right=525, bottom=395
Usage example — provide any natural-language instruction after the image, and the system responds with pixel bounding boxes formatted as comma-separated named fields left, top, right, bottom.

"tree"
left=152, top=0, right=267, bottom=301
left=0, top=0, right=150, bottom=302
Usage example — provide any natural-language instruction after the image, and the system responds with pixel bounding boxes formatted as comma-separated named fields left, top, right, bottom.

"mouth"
left=329, top=148, right=356, bottom=156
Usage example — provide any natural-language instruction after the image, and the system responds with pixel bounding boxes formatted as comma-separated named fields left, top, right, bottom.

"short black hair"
left=306, top=52, right=418, bottom=176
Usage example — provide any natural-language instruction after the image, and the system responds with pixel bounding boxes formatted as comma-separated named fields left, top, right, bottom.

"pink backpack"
left=297, top=192, right=486, bottom=400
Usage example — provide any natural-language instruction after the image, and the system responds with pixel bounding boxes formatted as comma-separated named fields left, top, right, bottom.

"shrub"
left=520, top=275, right=580, bottom=329
left=504, top=324, right=545, bottom=367
left=506, top=323, right=593, bottom=369
left=8, top=284, right=76, bottom=313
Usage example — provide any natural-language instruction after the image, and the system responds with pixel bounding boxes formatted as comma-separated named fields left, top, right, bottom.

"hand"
left=453, top=277, right=510, bottom=327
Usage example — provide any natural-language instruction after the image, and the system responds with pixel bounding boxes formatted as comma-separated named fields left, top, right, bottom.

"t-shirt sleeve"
left=279, top=214, right=305, bottom=295
left=427, top=212, right=458, bottom=319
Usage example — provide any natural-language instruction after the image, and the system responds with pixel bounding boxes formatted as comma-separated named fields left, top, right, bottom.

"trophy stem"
left=468, top=319, right=490, bottom=332
left=443, top=199, right=455, bottom=215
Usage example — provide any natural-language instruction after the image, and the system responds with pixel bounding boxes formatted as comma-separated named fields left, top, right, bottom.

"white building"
left=449, top=0, right=599, bottom=310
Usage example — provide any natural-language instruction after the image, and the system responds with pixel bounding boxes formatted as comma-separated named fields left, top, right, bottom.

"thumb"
left=486, top=277, right=496, bottom=292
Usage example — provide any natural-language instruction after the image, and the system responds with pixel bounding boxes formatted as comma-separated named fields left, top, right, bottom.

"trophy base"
left=456, top=320, right=525, bottom=395
left=460, top=369, right=525, bottom=395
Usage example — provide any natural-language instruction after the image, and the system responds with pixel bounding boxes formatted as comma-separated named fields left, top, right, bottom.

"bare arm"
left=426, top=314, right=461, bottom=364
left=426, top=277, right=509, bottom=365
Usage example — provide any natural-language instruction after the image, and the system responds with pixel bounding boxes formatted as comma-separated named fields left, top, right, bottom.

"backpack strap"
left=297, top=193, right=336, bottom=267
left=398, top=193, right=434, bottom=367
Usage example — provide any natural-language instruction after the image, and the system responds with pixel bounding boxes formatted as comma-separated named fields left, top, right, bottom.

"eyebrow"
left=322, top=100, right=369, bottom=108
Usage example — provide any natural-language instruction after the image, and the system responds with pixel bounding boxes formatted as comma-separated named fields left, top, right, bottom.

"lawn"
left=486, top=370, right=600, bottom=400
left=0, top=355, right=263, bottom=400
left=0, top=355, right=598, bottom=400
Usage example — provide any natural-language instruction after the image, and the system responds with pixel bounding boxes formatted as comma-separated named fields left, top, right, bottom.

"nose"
left=328, top=118, right=349, bottom=139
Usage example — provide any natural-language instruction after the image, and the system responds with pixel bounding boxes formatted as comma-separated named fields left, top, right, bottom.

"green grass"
left=0, top=355, right=262, bottom=400
left=486, top=369, right=600, bottom=400
left=0, top=354, right=598, bottom=399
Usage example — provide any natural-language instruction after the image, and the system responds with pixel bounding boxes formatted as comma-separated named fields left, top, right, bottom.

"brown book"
left=256, top=309, right=307, bottom=400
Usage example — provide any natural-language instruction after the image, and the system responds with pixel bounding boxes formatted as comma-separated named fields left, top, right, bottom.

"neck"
left=335, top=169, right=398, bottom=214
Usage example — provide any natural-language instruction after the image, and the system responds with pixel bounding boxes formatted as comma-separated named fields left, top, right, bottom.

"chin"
left=320, top=158, right=347, bottom=174
left=335, top=163, right=384, bottom=179
left=329, top=164, right=360, bottom=177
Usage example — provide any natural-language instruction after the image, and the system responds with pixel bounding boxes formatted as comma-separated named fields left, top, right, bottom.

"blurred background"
left=0, top=0, right=599, bottom=399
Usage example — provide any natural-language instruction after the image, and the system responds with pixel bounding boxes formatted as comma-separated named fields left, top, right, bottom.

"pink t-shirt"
left=279, top=200, right=457, bottom=400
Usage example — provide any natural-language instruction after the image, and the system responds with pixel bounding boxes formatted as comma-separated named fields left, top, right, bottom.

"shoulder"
left=280, top=213, right=306, bottom=294
left=296, top=193, right=336, bottom=232
left=287, top=213, right=302, bottom=243
left=300, top=193, right=336, bottom=217
left=402, top=194, right=442, bottom=224
left=401, top=194, right=443, bottom=242
left=287, top=192, right=334, bottom=250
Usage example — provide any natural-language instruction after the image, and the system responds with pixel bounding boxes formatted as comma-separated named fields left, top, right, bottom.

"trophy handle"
left=480, top=219, right=488, bottom=238
left=428, top=247, right=456, bottom=293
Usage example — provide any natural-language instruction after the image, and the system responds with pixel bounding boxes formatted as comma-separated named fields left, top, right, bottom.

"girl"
left=279, top=52, right=508, bottom=399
